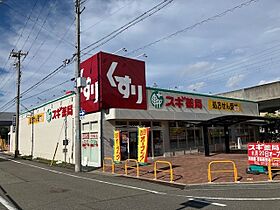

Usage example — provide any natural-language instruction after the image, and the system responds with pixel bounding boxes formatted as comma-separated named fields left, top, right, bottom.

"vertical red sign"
left=80, top=54, right=100, bottom=113
left=80, top=52, right=147, bottom=113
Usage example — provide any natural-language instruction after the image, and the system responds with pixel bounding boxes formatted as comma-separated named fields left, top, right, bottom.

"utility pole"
left=10, top=50, right=27, bottom=158
left=64, top=116, right=67, bottom=164
left=74, top=0, right=82, bottom=172
left=31, top=110, right=34, bottom=158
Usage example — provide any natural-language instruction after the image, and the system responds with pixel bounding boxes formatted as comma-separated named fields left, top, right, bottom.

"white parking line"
left=176, top=194, right=280, bottom=201
left=0, top=196, right=17, bottom=210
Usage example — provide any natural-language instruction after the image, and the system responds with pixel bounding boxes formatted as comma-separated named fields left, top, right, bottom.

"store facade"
left=80, top=87, right=259, bottom=167
left=9, top=52, right=259, bottom=168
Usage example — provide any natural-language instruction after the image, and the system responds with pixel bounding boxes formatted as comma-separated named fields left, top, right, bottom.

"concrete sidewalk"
left=103, top=153, right=275, bottom=185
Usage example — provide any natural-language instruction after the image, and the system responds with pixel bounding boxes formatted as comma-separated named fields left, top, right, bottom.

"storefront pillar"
left=224, top=125, right=230, bottom=153
left=203, top=125, right=209, bottom=156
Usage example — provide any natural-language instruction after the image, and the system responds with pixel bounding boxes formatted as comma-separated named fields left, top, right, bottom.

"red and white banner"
left=80, top=52, right=147, bottom=113
left=248, top=143, right=280, bottom=166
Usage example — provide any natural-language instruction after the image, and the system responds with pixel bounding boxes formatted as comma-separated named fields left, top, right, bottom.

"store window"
left=169, top=121, right=202, bottom=151
left=90, top=121, right=98, bottom=130
left=153, top=122, right=161, bottom=127
left=129, top=121, right=139, bottom=126
left=82, top=122, right=90, bottom=131
left=141, top=121, right=151, bottom=127
left=115, top=121, right=127, bottom=126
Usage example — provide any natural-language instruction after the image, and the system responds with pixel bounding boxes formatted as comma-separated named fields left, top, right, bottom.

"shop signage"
left=150, top=91, right=164, bottom=109
left=82, top=132, right=98, bottom=148
left=114, top=130, right=121, bottom=162
left=150, top=91, right=203, bottom=109
left=138, top=127, right=149, bottom=163
left=27, top=113, right=44, bottom=125
left=248, top=143, right=280, bottom=166
left=80, top=52, right=147, bottom=113
left=208, top=99, right=241, bottom=112
left=166, top=95, right=202, bottom=109
left=46, top=104, right=73, bottom=123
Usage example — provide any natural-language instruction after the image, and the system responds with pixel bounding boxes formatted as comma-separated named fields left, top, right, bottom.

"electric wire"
left=1, top=1, right=75, bottom=47
left=13, top=0, right=39, bottom=50
left=22, top=19, right=76, bottom=84
left=21, top=78, right=74, bottom=102
left=125, top=0, right=259, bottom=56
left=81, top=0, right=136, bottom=33
left=24, top=0, right=59, bottom=55
left=20, top=0, right=49, bottom=51
left=80, top=0, right=174, bottom=55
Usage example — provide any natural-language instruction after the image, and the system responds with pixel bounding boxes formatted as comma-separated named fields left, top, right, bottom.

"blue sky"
left=0, top=0, right=280, bottom=112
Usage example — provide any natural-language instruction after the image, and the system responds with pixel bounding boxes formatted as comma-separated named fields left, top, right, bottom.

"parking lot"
left=103, top=152, right=277, bottom=185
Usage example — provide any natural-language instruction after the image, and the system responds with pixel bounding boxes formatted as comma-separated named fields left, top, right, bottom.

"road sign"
left=79, top=109, right=85, bottom=116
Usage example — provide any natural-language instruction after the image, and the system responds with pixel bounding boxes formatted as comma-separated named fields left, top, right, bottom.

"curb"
left=91, top=170, right=280, bottom=189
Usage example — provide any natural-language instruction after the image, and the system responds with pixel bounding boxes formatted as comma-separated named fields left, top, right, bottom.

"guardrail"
left=268, top=158, right=280, bottom=181
left=154, top=160, right=173, bottom=183
left=208, top=160, right=238, bottom=183
left=103, top=157, right=115, bottom=174
left=125, top=159, right=139, bottom=177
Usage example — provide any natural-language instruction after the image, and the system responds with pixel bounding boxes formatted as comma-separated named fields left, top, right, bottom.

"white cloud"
left=264, top=27, right=280, bottom=34
left=258, top=78, right=280, bottom=85
left=187, top=82, right=206, bottom=91
left=216, top=57, right=225, bottom=61
left=226, top=74, right=245, bottom=88
left=182, top=61, right=212, bottom=75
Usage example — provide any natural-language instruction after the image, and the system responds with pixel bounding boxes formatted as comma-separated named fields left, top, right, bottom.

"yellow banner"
left=113, top=130, right=121, bottom=162
left=138, top=127, right=149, bottom=163
left=208, top=99, right=241, bottom=112
left=27, top=113, right=45, bottom=125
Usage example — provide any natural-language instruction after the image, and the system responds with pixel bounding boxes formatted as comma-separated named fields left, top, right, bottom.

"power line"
left=125, top=0, right=259, bottom=56
left=13, top=0, right=39, bottom=50
left=0, top=0, right=39, bottom=85
left=80, top=0, right=174, bottom=55
left=22, top=19, right=76, bottom=84
left=81, top=0, right=136, bottom=33
left=24, top=0, right=59, bottom=54
left=20, top=0, right=49, bottom=51
left=20, top=55, right=75, bottom=98
left=2, top=1, right=75, bottom=48
left=21, top=78, right=74, bottom=102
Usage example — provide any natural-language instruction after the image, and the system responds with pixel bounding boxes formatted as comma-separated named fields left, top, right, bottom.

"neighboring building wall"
left=218, top=81, right=280, bottom=113
left=218, top=81, right=280, bottom=101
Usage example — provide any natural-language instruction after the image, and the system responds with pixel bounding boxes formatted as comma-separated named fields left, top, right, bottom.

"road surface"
left=0, top=154, right=280, bottom=209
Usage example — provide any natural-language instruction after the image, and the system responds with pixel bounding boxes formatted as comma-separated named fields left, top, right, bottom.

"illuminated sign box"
left=80, top=52, right=147, bottom=113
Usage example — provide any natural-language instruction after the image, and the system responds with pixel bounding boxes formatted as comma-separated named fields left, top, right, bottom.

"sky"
left=0, top=0, right=280, bottom=112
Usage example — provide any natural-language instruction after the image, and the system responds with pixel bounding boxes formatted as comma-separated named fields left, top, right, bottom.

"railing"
left=154, top=160, right=173, bottom=183
left=268, top=158, right=280, bottom=181
left=208, top=160, right=238, bottom=183
left=125, top=159, right=139, bottom=177
left=103, top=157, right=115, bottom=174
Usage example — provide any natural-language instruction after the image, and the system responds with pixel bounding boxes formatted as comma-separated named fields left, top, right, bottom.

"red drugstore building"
left=9, top=52, right=261, bottom=167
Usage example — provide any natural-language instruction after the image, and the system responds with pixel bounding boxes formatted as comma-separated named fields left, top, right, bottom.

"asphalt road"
left=0, top=154, right=280, bottom=210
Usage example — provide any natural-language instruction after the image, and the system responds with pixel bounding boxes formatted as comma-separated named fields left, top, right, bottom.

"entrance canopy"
left=198, top=115, right=280, bottom=156
left=199, top=115, right=280, bottom=126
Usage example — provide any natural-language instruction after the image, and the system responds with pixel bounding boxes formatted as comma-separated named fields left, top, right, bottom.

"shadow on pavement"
left=177, top=199, right=210, bottom=209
